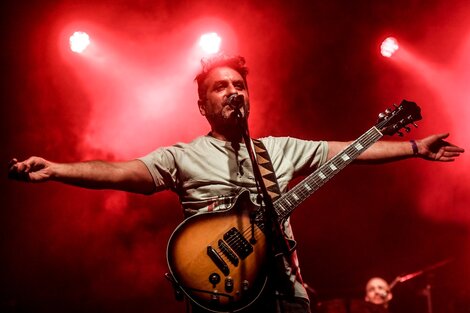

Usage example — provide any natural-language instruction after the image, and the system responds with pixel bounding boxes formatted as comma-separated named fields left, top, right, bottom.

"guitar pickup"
left=224, top=227, right=253, bottom=260
left=218, top=239, right=239, bottom=266
left=207, top=246, right=230, bottom=276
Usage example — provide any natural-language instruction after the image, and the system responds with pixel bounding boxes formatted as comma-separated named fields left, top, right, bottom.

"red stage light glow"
left=380, top=37, right=399, bottom=57
left=69, top=31, right=90, bottom=53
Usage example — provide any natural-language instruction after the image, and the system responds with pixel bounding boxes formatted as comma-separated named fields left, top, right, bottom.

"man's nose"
left=226, top=83, right=237, bottom=94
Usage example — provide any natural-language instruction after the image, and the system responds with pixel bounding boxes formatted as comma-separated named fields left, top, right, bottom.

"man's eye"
left=214, top=84, right=225, bottom=91
left=235, top=83, right=245, bottom=90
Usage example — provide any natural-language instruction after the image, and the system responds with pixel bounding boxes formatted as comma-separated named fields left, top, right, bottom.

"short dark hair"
left=195, top=54, right=249, bottom=100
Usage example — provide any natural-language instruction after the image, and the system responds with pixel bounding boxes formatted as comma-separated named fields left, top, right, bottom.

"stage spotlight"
left=380, top=37, right=399, bottom=58
left=199, top=32, right=221, bottom=54
left=69, top=31, right=90, bottom=53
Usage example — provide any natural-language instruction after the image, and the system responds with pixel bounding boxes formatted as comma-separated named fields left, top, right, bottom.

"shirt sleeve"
left=262, top=136, right=328, bottom=176
left=137, top=146, right=180, bottom=192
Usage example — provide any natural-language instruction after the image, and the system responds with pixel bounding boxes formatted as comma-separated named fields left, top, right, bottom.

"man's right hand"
left=8, top=157, right=53, bottom=182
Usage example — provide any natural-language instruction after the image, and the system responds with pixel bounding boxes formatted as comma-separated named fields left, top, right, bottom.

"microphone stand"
left=388, top=258, right=452, bottom=313
left=233, top=105, right=292, bottom=296
left=423, top=277, right=433, bottom=313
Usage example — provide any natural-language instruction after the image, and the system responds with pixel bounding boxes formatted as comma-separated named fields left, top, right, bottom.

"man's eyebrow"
left=209, top=79, right=227, bottom=88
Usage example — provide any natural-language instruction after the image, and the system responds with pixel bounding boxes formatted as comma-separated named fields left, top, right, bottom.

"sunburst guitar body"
left=167, top=190, right=268, bottom=312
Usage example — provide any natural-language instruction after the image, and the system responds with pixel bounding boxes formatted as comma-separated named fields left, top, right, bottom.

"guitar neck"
left=274, top=126, right=384, bottom=221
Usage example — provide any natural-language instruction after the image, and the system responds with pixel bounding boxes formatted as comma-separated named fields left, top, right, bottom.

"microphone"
left=379, top=290, right=388, bottom=298
left=226, top=94, right=245, bottom=110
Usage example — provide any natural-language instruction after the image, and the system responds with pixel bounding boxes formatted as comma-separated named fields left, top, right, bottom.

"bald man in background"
left=350, top=277, right=392, bottom=313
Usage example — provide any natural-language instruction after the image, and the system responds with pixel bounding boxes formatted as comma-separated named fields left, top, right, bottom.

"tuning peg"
left=385, top=108, right=392, bottom=114
left=412, top=123, right=418, bottom=128
left=392, top=103, right=398, bottom=108
left=378, top=112, right=386, bottom=119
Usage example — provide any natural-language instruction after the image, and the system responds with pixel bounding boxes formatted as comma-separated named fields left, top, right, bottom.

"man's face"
left=365, top=277, right=392, bottom=306
left=198, top=66, right=249, bottom=131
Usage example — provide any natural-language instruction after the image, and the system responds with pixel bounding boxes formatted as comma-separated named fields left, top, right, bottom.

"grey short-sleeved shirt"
left=139, top=135, right=327, bottom=210
left=138, top=134, right=328, bottom=299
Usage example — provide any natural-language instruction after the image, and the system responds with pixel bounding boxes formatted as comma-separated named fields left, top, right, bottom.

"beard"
left=206, top=107, right=240, bottom=132
left=205, top=99, right=250, bottom=140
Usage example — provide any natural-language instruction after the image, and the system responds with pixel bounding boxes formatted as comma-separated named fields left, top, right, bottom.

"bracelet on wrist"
left=410, top=140, right=419, bottom=156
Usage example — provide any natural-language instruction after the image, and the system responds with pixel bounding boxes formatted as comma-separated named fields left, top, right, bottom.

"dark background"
left=1, top=1, right=469, bottom=312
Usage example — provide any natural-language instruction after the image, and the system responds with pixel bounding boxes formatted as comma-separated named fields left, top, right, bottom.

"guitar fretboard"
left=274, top=126, right=383, bottom=221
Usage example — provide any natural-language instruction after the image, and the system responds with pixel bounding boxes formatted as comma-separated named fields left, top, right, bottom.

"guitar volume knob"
left=209, top=273, right=221, bottom=287
left=225, top=277, right=234, bottom=292
left=242, top=280, right=249, bottom=291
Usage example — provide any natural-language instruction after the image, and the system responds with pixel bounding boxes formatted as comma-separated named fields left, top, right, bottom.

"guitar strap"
left=251, top=139, right=282, bottom=201
left=251, top=139, right=303, bottom=291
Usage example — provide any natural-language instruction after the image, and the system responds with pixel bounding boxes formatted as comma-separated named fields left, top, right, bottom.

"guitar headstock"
left=376, top=100, right=422, bottom=136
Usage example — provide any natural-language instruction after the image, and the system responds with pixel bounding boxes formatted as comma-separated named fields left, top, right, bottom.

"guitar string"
left=213, top=133, right=382, bottom=258
left=201, top=114, right=413, bottom=274
left=208, top=209, right=265, bottom=252
left=274, top=107, right=418, bottom=220
left=250, top=135, right=380, bottom=251
left=275, top=129, right=381, bottom=220
left=213, top=225, right=264, bottom=257
left=213, top=114, right=415, bottom=259
left=211, top=129, right=383, bottom=260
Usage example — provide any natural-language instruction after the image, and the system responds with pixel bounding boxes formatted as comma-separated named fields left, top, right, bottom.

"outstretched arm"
left=327, top=133, right=464, bottom=163
left=8, top=157, right=156, bottom=194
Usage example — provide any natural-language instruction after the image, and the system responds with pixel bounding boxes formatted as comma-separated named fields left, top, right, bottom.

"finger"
left=21, top=158, right=37, bottom=172
left=24, top=156, right=42, bottom=170
left=435, top=149, right=445, bottom=160
left=8, top=166, right=30, bottom=181
left=7, top=163, right=18, bottom=178
left=443, top=151, right=463, bottom=157
left=444, top=146, right=465, bottom=152
left=8, top=158, right=18, bottom=168
left=438, top=158, right=455, bottom=162
left=15, top=162, right=29, bottom=173
left=436, top=133, right=450, bottom=140
left=437, top=150, right=462, bottom=161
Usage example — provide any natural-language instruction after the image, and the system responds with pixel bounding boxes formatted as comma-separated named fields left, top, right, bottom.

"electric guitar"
left=166, top=100, right=422, bottom=312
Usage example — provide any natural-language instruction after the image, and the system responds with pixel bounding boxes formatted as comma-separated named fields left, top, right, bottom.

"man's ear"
left=198, top=99, right=206, bottom=116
